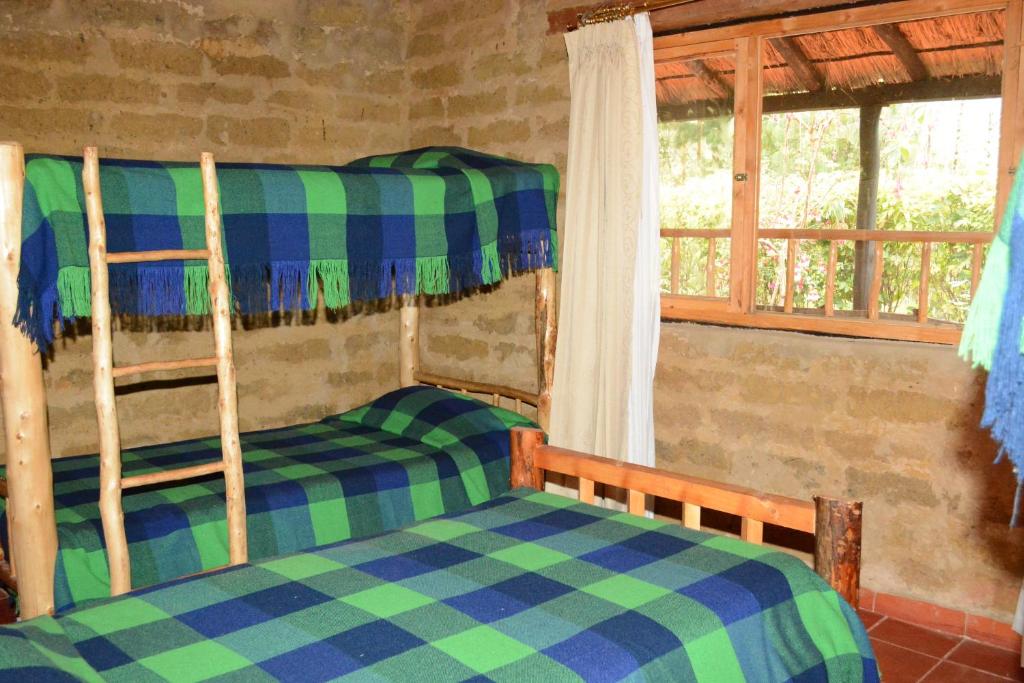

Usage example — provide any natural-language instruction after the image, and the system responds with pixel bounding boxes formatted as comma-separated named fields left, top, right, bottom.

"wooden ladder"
left=83, top=147, right=247, bottom=596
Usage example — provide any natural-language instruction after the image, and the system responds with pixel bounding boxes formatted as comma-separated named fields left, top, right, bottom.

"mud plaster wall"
left=407, top=0, right=1024, bottom=622
left=0, top=0, right=410, bottom=458
left=1, top=0, right=1021, bottom=623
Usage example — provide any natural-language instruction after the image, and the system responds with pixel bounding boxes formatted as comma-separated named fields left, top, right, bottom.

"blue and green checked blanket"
left=0, top=387, right=535, bottom=613
left=16, top=147, right=559, bottom=348
left=0, top=489, right=877, bottom=682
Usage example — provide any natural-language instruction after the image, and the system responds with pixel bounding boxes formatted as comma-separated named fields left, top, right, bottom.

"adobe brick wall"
left=1, top=0, right=1020, bottom=623
left=0, top=0, right=409, bottom=457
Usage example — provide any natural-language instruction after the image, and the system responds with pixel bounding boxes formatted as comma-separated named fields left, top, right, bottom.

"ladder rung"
left=107, top=248, right=210, bottom=264
left=112, top=356, right=218, bottom=378
left=122, top=461, right=225, bottom=490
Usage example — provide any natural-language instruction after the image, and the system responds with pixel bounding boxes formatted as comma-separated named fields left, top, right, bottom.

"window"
left=655, top=1, right=1020, bottom=344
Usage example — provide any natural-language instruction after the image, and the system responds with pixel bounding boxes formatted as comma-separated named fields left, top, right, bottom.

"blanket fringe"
left=309, top=260, right=350, bottom=310
left=17, top=232, right=556, bottom=349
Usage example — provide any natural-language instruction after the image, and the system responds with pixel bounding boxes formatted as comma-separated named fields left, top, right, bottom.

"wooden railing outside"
left=661, top=227, right=993, bottom=343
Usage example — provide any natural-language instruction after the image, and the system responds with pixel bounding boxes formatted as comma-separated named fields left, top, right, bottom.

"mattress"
left=1, top=386, right=534, bottom=612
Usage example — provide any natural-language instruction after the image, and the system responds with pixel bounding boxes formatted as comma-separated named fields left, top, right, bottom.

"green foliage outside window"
left=659, top=98, right=1000, bottom=323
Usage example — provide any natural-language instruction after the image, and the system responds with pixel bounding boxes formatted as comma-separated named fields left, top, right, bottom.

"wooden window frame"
left=655, top=0, right=1024, bottom=344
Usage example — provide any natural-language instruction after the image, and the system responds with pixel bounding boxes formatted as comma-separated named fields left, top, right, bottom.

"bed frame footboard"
left=510, top=427, right=863, bottom=607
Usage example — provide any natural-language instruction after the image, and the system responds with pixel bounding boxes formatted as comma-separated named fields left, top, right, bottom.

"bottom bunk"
left=0, top=487, right=877, bottom=682
left=1, top=386, right=535, bottom=613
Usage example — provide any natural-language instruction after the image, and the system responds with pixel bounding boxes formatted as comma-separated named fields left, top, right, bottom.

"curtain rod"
left=575, top=0, right=703, bottom=29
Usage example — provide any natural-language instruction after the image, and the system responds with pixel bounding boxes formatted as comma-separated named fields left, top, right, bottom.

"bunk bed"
left=0, top=429, right=878, bottom=681
left=0, top=143, right=559, bottom=617
left=0, top=141, right=876, bottom=680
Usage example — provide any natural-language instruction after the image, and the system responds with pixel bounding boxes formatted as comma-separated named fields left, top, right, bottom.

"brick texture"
left=0, top=0, right=409, bottom=461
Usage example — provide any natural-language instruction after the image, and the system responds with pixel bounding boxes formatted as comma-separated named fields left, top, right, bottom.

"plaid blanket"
left=17, top=147, right=559, bottom=348
left=0, top=489, right=878, bottom=682
left=0, top=387, right=535, bottom=613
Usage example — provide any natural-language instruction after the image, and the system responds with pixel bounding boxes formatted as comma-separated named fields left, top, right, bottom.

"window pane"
left=657, top=53, right=735, bottom=299
left=756, top=11, right=1003, bottom=323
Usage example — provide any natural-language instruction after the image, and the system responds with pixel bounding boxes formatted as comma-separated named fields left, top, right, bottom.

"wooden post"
left=84, top=146, right=132, bottom=596
left=0, top=142, right=58, bottom=618
left=705, top=237, right=717, bottom=296
left=867, top=242, right=883, bottom=320
left=741, top=517, right=764, bottom=544
left=627, top=489, right=645, bottom=516
left=399, top=296, right=419, bottom=388
left=670, top=238, right=680, bottom=294
left=683, top=502, right=701, bottom=530
left=784, top=238, right=796, bottom=313
left=824, top=241, right=837, bottom=317
left=579, top=477, right=595, bottom=504
left=200, top=152, right=247, bottom=567
left=970, top=242, right=984, bottom=298
left=917, top=242, right=931, bottom=323
left=535, top=268, right=556, bottom=432
left=813, top=496, right=863, bottom=607
left=510, top=427, right=544, bottom=490
left=853, top=104, right=881, bottom=312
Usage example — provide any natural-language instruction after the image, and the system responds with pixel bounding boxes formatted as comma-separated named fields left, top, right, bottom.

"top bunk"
left=14, top=146, right=559, bottom=349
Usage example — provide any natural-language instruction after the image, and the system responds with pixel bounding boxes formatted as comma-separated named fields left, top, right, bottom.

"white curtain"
left=550, top=14, right=660, bottom=467
left=629, top=14, right=660, bottom=468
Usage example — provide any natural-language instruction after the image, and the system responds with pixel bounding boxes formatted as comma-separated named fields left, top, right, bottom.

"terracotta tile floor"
left=862, top=610, right=1023, bottom=682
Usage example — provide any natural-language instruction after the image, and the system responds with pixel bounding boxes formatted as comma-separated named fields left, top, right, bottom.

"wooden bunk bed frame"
left=0, top=141, right=559, bottom=619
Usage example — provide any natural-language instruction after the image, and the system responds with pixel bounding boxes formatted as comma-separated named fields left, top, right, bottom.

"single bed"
left=0, top=484, right=877, bottom=681
left=1, top=387, right=535, bottom=613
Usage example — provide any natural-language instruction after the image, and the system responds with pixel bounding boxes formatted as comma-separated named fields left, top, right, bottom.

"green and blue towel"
left=960, top=155, right=1024, bottom=523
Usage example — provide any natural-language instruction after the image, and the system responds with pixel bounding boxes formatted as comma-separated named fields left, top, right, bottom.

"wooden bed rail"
left=399, top=268, right=558, bottom=429
left=510, top=427, right=863, bottom=606
left=413, top=370, right=539, bottom=412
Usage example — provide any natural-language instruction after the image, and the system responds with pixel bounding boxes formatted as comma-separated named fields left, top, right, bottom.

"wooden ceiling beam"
left=657, top=73, right=1000, bottom=120
left=547, top=0, right=878, bottom=35
left=687, top=59, right=734, bottom=98
left=769, top=36, right=825, bottom=92
left=872, top=23, right=930, bottom=81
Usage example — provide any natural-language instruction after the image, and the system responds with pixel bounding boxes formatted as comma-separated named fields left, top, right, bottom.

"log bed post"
left=535, top=268, right=556, bottom=431
left=813, top=496, right=863, bottom=608
left=0, top=142, right=58, bottom=618
left=200, top=152, right=248, bottom=567
left=399, top=296, right=419, bottom=388
left=510, top=426, right=544, bottom=490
